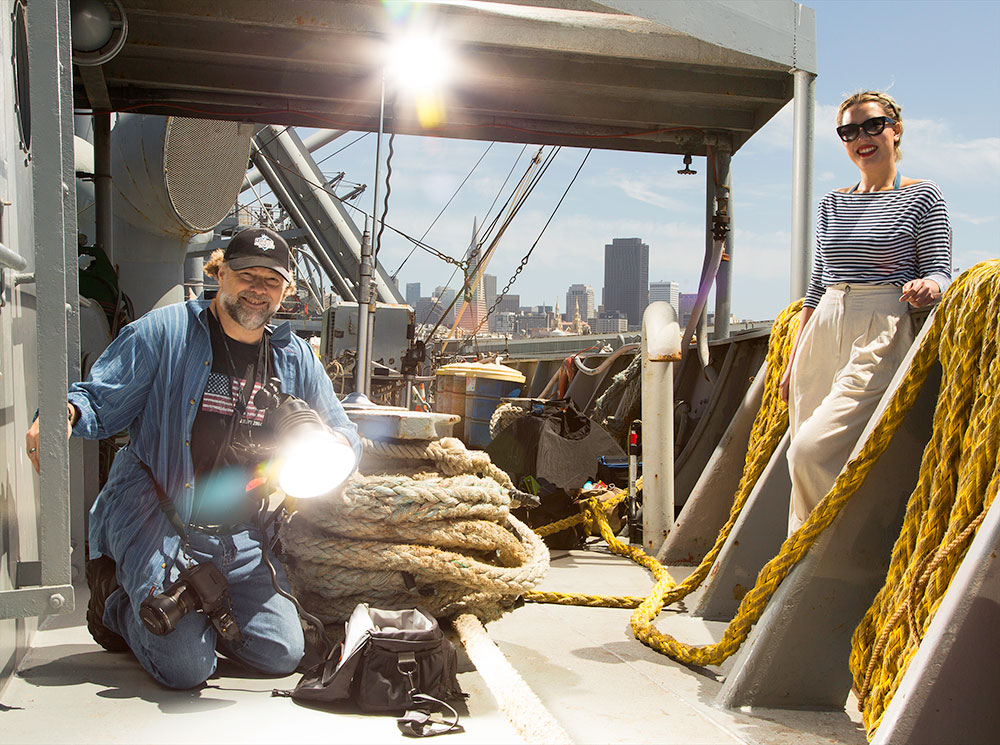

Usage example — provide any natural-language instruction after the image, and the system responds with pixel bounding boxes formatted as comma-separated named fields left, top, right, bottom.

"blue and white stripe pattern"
left=69, top=299, right=361, bottom=600
left=804, top=180, right=952, bottom=309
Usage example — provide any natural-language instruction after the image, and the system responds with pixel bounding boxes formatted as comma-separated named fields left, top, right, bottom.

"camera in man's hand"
left=139, top=562, right=242, bottom=642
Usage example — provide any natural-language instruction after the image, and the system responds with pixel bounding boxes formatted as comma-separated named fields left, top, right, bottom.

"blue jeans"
left=104, top=525, right=305, bottom=689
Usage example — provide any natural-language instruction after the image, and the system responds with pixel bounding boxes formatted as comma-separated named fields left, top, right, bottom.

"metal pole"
left=355, top=219, right=373, bottom=396
left=94, top=112, right=113, bottom=264
left=0, top=240, right=28, bottom=271
left=791, top=69, right=816, bottom=301
left=712, top=151, right=732, bottom=340
left=365, top=288, right=376, bottom=396
left=355, top=72, right=387, bottom=396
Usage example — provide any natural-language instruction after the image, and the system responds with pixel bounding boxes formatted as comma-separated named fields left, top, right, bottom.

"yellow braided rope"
left=532, top=484, right=633, bottom=537
left=849, top=260, right=1000, bottom=739
left=525, top=299, right=801, bottom=610
left=628, top=274, right=952, bottom=666
left=526, top=261, right=1000, bottom=743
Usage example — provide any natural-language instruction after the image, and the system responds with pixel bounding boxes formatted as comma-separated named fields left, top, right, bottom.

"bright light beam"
left=385, top=32, right=452, bottom=96
left=277, top=432, right=356, bottom=500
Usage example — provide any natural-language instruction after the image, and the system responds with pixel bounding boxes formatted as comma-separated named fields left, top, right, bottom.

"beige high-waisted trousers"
left=787, top=284, right=915, bottom=533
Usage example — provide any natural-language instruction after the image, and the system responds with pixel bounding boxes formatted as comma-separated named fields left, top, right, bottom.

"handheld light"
left=255, top=380, right=356, bottom=500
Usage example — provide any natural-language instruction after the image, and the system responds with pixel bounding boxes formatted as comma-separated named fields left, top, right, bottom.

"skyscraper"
left=603, top=237, right=649, bottom=329
left=565, top=283, right=595, bottom=322
left=484, top=274, right=497, bottom=311
left=649, top=280, right=679, bottom=316
left=453, top=226, right=487, bottom=333
left=405, top=282, right=421, bottom=307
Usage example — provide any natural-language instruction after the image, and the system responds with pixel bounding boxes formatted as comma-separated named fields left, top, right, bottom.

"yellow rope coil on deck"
left=849, top=260, right=1000, bottom=738
left=524, top=298, right=803, bottom=611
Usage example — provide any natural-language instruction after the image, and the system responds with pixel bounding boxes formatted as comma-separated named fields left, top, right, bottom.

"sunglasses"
left=836, top=116, right=896, bottom=143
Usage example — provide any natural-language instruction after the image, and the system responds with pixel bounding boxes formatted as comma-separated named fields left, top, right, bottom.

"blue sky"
left=250, top=1, right=1000, bottom=322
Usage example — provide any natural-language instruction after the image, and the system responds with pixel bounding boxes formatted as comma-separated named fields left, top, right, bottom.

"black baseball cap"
left=223, top=227, right=292, bottom=283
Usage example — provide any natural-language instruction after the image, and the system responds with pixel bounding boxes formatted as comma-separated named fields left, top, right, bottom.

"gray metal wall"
left=0, top=0, right=76, bottom=694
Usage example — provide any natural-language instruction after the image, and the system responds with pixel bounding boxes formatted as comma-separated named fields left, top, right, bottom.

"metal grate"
left=163, top=118, right=252, bottom=232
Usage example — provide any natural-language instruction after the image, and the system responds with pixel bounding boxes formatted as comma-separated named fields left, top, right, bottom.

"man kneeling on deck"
left=24, top=227, right=361, bottom=689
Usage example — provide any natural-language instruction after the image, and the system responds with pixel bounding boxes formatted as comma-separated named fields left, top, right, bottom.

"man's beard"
left=219, top=289, right=278, bottom=331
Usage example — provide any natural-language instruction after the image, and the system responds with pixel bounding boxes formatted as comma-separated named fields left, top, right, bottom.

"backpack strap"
left=395, top=651, right=462, bottom=737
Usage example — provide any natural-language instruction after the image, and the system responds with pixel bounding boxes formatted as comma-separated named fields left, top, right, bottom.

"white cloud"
left=613, top=177, right=696, bottom=212
left=951, top=211, right=998, bottom=226
left=900, top=125, right=1000, bottom=186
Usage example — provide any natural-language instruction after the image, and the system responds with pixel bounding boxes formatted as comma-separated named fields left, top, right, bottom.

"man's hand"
left=25, top=403, right=76, bottom=474
left=900, top=278, right=941, bottom=308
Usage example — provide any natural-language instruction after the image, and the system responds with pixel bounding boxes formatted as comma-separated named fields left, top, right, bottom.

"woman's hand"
left=780, top=365, right=792, bottom=403
left=900, top=278, right=941, bottom=308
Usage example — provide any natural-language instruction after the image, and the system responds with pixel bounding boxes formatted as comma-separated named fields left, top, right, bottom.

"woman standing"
left=780, top=91, right=952, bottom=532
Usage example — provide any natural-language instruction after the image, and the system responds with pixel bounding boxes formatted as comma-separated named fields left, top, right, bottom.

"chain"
left=449, top=149, right=592, bottom=357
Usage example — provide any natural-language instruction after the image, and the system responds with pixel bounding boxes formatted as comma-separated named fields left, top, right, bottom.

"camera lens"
left=139, top=582, right=197, bottom=635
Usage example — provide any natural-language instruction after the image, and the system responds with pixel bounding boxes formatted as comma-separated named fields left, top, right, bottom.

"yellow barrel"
left=435, top=362, right=526, bottom=446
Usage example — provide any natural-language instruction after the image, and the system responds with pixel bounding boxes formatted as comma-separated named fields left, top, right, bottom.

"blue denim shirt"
left=69, top=299, right=361, bottom=596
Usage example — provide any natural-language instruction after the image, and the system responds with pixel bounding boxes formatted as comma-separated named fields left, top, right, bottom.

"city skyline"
left=406, top=266, right=705, bottom=326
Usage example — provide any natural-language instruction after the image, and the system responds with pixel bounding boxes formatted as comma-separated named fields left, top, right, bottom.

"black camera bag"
left=284, top=605, right=464, bottom=737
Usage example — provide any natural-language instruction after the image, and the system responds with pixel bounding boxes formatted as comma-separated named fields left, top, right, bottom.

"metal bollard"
left=640, top=302, right=681, bottom=555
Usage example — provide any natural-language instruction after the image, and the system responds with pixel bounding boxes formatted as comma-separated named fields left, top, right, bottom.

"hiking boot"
left=85, top=556, right=129, bottom=653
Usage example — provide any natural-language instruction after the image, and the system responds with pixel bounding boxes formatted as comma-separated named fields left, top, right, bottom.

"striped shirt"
left=804, top=180, right=952, bottom=309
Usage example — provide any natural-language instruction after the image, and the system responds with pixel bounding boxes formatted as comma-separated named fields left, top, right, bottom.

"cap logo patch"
left=254, top=234, right=276, bottom=251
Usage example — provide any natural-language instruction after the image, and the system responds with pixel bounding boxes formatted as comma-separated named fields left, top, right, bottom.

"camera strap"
left=133, top=454, right=190, bottom=544
left=208, top=312, right=273, bottom=475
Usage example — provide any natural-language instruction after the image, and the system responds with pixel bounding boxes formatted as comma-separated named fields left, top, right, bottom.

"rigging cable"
left=422, top=146, right=557, bottom=341
left=374, top=132, right=395, bottom=261
left=448, top=148, right=592, bottom=356
left=446, top=147, right=555, bottom=336
left=251, top=147, right=467, bottom=270
left=315, top=131, right=370, bottom=167
left=390, top=141, right=496, bottom=280
left=409, top=143, right=528, bottom=327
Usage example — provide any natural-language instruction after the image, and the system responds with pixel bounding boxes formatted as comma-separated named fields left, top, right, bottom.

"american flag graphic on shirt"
left=200, top=373, right=266, bottom=426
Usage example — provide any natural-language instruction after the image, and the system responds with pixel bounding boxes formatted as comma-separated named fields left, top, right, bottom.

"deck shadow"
left=15, top=645, right=287, bottom=713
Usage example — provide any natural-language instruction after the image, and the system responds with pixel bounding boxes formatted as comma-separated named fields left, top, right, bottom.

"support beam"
left=658, top=359, right=764, bottom=565
left=692, top=433, right=790, bottom=620
left=33, top=0, right=75, bottom=603
left=873, top=491, right=1000, bottom=745
left=243, top=128, right=345, bottom=193
left=790, top=70, right=815, bottom=301
left=93, top=112, right=113, bottom=263
left=713, top=151, right=732, bottom=340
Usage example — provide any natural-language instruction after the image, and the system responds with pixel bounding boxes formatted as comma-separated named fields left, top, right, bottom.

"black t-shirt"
left=190, top=310, right=273, bottom=522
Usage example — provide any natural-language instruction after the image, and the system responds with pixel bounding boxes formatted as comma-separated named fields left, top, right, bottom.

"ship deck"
left=4, top=546, right=864, bottom=745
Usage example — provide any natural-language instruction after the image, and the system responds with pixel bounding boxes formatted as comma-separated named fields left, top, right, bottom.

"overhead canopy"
left=75, top=0, right=816, bottom=155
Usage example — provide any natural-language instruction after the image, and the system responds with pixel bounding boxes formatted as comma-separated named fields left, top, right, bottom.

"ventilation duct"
left=107, top=114, right=253, bottom=314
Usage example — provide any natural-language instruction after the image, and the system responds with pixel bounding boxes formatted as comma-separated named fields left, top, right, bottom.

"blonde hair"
left=203, top=248, right=297, bottom=297
left=837, top=90, right=903, bottom=161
